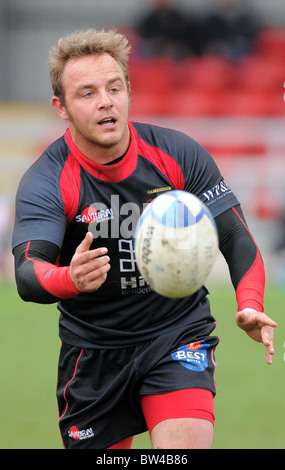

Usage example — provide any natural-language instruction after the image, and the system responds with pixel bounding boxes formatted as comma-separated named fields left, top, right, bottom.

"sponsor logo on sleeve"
left=203, top=180, right=232, bottom=205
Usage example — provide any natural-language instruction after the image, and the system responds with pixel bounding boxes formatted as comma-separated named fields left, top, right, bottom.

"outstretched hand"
left=235, top=308, right=277, bottom=365
left=70, top=232, right=110, bottom=292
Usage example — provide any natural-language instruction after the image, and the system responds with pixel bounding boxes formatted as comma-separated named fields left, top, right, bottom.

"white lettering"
left=203, top=180, right=231, bottom=202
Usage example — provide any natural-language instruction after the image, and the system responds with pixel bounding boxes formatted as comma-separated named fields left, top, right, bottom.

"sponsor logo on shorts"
left=68, top=425, right=94, bottom=440
left=171, top=340, right=210, bottom=371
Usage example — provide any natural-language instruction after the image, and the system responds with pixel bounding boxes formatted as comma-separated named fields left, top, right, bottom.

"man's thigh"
left=150, top=417, right=213, bottom=449
left=141, top=388, right=214, bottom=449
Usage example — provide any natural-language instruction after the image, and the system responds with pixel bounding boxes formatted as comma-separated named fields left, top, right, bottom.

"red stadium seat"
left=129, top=91, right=159, bottom=116
left=129, top=90, right=172, bottom=116
left=128, top=54, right=285, bottom=117
left=238, top=55, right=285, bottom=93
left=185, top=56, right=235, bottom=92
left=256, top=28, right=285, bottom=59
left=161, top=90, right=223, bottom=117
left=221, top=90, right=285, bottom=116
left=129, top=57, right=173, bottom=94
left=130, top=89, right=221, bottom=117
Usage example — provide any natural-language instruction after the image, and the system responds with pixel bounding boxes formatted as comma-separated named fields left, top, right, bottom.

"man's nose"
left=97, top=90, right=113, bottom=109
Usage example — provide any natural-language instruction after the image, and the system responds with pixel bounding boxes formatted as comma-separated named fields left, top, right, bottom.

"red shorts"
left=109, top=388, right=214, bottom=449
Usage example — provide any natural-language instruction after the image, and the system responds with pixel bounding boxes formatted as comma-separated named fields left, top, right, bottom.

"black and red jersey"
left=12, top=121, right=264, bottom=348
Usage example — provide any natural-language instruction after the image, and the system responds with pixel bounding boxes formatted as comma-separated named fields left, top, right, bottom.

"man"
left=12, top=29, right=276, bottom=449
left=136, top=0, right=190, bottom=58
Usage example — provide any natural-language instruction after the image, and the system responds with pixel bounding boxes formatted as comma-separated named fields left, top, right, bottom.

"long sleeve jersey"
left=12, top=121, right=264, bottom=348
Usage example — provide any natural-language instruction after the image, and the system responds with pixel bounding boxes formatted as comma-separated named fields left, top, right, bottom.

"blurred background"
left=1, top=0, right=285, bottom=449
left=1, top=0, right=285, bottom=283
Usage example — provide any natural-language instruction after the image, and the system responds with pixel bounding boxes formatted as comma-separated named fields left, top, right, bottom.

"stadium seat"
left=184, top=56, right=235, bottom=93
left=128, top=52, right=285, bottom=117
left=129, top=57, right=173, bottom=94
left=162, top=90, right=223, bottom=116
left=129, top=90, right=173, bottom=116
left=221, top=90, right=285, bottom=116
left=256, top=27, right=285, bottom=59
left=238, top=55, right=285, bottom=93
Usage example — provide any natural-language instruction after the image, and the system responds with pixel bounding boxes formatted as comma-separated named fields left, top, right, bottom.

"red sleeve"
left=25, top=241, right=81, bottom=298
left=13, top=240, right=81, bottom=304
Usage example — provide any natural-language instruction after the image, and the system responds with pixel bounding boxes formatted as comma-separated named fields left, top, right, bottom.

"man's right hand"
left=70, top=232, right=110, bottom=292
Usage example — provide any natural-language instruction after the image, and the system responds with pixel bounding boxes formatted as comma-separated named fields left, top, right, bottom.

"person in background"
left=135, top=0, right=194, bottom=58
left=201, top=0, right=259, bottom=60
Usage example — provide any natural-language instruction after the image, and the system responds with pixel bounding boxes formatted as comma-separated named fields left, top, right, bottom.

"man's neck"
left=68, top=126, right=131, bottom=165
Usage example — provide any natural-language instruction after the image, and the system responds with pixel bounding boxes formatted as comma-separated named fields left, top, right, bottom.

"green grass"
left=210, top=282, right=285, bottom=449
left=1, top=281, right=284, bottom=449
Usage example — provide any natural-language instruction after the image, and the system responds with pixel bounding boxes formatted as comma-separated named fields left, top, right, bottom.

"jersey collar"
left=65, top=122, right=138, bottom=182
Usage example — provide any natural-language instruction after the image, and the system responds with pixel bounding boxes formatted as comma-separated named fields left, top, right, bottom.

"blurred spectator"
left=201, top=0, right=259, bottom=61
left=135, top=0, right=199, bottom=59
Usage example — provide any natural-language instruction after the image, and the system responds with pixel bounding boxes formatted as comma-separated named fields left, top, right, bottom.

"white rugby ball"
left=135, top=190, right=218, bottom=298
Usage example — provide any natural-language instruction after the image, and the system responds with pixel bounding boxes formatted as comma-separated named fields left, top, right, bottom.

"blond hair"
left=49, top=29, right=131, bottom=102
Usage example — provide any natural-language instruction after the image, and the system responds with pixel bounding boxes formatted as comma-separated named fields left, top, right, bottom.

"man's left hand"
left=236, top=309, right=277, bottom=365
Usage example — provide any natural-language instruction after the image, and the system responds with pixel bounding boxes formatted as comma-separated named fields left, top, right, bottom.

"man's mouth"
left=98, top=117, right=116, bottom=127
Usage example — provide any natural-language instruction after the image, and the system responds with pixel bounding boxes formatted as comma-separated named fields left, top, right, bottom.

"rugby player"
left=12, top=29, right=276, bottom=449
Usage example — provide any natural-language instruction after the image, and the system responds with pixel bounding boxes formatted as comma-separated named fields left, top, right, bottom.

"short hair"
left=49, top=28, right=131, bottom=102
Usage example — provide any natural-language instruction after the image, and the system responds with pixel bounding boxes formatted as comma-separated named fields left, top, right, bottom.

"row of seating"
left=127, top=28, right=285, bottom=116
left=129, top=87, right=284, bottom=117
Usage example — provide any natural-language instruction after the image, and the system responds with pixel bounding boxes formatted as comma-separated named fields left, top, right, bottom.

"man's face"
left=52, top=53, right=131, bottom=162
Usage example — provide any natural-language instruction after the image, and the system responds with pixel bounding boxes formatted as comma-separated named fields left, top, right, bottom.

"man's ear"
left=51, top=96, right=68, bottom=120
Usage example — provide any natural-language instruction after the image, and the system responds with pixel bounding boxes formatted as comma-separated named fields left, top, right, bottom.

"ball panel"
left=135, top=190, right=218, bottom=298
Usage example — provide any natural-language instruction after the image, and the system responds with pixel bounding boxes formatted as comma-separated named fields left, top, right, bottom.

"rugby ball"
left=135, top=190, right=218, bottom=298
